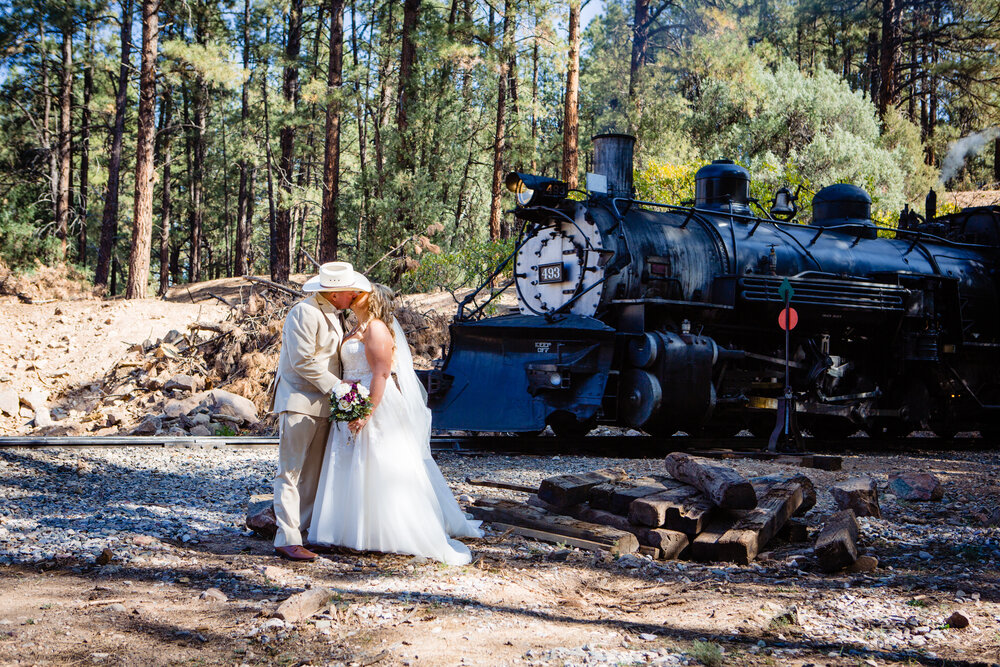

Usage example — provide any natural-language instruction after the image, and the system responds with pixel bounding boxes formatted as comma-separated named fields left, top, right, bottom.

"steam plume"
left=938, top=128, right=1000, bottom=185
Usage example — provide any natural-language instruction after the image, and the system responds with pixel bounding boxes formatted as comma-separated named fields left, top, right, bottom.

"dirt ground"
left=1, top=448, right=999, bottom=667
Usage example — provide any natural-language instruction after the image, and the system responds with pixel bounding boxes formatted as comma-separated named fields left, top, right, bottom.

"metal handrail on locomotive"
left=422, top=133, right=1000, bottom=441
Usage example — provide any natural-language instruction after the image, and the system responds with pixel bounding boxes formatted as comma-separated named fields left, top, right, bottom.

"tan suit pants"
left=273, top=412, right=331, bottom=548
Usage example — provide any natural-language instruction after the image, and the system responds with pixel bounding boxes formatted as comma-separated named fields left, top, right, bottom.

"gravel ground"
left=1, top=445, right=999, bottom=666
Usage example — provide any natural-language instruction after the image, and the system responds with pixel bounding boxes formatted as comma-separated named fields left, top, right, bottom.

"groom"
left=270, top=261, right=371, bottom=561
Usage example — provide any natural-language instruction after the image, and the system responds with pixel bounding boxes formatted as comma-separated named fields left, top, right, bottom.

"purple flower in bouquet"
left=329, top=381, right=373, bottom=423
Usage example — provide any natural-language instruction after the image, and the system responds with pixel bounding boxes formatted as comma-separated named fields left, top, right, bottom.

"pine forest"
left=2, top=0, right=1000, bottom=296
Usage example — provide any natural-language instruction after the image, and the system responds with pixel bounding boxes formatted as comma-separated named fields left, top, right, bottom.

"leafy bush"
left=689, top=640, right=725, bottom=667
left=401, top=236, right=517, bottom=293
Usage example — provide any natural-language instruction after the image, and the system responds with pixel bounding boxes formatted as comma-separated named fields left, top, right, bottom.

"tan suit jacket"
left=270, top=294, right=344, bottom=417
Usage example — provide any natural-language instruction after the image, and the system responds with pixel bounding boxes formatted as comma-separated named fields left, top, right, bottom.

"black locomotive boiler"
left=424, top=133, right=1000, bottom=441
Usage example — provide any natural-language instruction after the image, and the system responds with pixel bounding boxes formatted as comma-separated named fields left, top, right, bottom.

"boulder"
left=130, top=415, right=162, bottom=436
left=0, top=389, right=19, bottom=417
left=246, top=494, right=277, bottom=539
left=164, top=374, right=203, bottom=393
left=945, top=610, right=970, bottom=629
left=188, top=424, right=213, bottom=437
left=163, top=389, right=258, bottom=424
left=830, top=477, right=881, bottom=518
left=888, top=472, right=944, bottom=501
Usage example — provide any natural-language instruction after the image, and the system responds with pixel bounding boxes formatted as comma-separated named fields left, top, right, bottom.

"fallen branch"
left=243, top=275, right=303, bottom=298
left=465, top=476, right=537, bottom=494
left=82, top=598, right=126, bottom=607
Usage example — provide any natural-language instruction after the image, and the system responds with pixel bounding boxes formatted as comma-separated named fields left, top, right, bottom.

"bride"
left=308, top=283, right=483, bottom=565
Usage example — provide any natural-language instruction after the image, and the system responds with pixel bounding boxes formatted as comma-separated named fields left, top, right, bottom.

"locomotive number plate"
left=537, top=262, right=565, bottom=284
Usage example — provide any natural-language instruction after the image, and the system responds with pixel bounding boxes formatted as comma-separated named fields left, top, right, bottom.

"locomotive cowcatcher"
left=422, top=133, right=1000, bottom=443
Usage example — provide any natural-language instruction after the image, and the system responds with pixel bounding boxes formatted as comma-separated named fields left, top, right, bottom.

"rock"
left=260, top=565, right=289, bottom=582
left=162, top=389, right=258, bottom=423
left=21, top=389, right=52, bottom=427
left=104, top=409, right=127, bottom=427
left=200, top=588, right=228, bottom=603
left=888, top=472, right=944, bottom=501
left=133, top=535, right=157, bottom=547
left=246, top=494, right=277, bottom=539
left=130, top=415, right=162, bottom=436
left=616, top=554, right=644, bottom=568
left=106, top=603, right=127, bottom=613
left=770, top=606, right=798, bottom=628
left=275, top=588, right=335, bottom=623
left=164, top=374, right=202, bottom=393
left=188, top=412, right=211, bottom=426
left=96, top=548, right=114, bottom=565
left=848, top=554, right=879, bottom=573
left=946, top=611, right=969, bottom=629
left=188, top=425, right=212, bottom=437
left=163, top=329, right=184, bottom=344
left=0, top=389, right=19, bottom=417
left=153, top=343, right=181, bottom=360
left=830, top=477, right=881, bottom=518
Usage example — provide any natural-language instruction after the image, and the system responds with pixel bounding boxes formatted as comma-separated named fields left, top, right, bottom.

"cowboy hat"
left=302, top=261, right=372, bottom=293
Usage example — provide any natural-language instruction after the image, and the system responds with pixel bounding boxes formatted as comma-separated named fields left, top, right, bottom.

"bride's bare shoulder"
left=363, top=318, right=394, bottom=347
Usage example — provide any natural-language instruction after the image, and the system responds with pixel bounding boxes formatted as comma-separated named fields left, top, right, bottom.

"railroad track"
left=0, top=433, right=989, bottom=455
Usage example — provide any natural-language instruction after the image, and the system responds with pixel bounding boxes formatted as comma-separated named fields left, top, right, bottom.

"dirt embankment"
left=0, top=273, right=474, bottom=437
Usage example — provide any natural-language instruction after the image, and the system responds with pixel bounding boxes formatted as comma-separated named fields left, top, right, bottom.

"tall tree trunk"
left=56, top=21, right=73, bottom=260
left=38, top=22, right=58, bottom=224
left=274, top=0, right=303, bottom=283
left=531, top=18, right=539, bottom=172
left=95, top=0, right=134, bottom=289
left=78, top=13, right=94, bottom=266
left=221, top=113, right=232, bottom=276
left=263, top=27, right=279, bottom=279
left=126, top=0, right=159, bottom=299
left=234, top=0, right=253, bottom=276
left=397, top=0, right=421, bottom=167
left=158, top=85, right=174, bottom=296
left=878, top=0, right=900, bottom=117
left=994, top=138, right=1000, bottom=185
left=352, top=0, right=370, bottom=258
left=561, top=0, right=580, bottom=188
left=190, top=15, right=209, bottom=283
left=320, top=0, right=345, bottom=262
left=629, top=0, right=650, bottom=131
left=488, top=0, right=514, bottom=241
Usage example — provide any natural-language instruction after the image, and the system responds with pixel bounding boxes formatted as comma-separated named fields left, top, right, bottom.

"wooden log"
left=589, top=478, right=676, bottom=514
left=664, top=452, right=756, bottom=509
left=275, top=587, right=336, bottom=623
left=465, top=476, right=537, bottom=494
left=641, top=528, right=689, bottom=559
left=688, top=481, right=804, bottom=564
left=576, top=506, right=689, bottom=560
left=471, top=498, right=638, bottom=555
left=830, top=477, right=881, bottom=518
left=487, top=522, right=614, bottom=554
left=751, top=473, right=816, bottom=515
left=686, top=449, right=842, bottom=471
left=776, top=517, right=810, bottom=543
left=537, top=468, right=628, bottom=509
left=627, top=484, right=714, bottom=534
left=814, top=509, right=860, bottom=572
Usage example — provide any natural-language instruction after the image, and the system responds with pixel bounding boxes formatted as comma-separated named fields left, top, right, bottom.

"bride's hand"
left=348, top=415, right=370, bottom=434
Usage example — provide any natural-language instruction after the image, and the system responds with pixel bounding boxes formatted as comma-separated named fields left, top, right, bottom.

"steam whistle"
left=926, top=188, right=937, bottom=222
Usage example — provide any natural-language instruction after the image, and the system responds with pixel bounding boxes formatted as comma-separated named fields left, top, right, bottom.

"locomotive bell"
left=695, top=160, right=750, bottom=213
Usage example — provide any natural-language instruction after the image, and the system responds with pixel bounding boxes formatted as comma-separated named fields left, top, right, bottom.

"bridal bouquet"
left=329, top=381, right=373, bottom=423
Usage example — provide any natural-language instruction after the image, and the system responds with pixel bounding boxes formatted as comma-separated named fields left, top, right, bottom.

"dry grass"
left=0, top=260, right=95, bottom=303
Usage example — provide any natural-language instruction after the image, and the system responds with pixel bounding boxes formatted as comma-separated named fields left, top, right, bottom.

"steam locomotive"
left=424, top=134, right=1000, bottom=441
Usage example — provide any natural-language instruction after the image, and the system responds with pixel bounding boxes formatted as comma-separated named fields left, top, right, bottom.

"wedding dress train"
left=308, top=321, right=482, bottom=565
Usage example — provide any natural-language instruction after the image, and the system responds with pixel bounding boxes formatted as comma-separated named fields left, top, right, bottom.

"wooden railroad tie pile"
left=469, top=452, right=820, bottom=565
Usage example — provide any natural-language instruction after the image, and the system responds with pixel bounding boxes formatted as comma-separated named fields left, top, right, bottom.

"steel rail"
left=0, top=434, right=986, bottom=455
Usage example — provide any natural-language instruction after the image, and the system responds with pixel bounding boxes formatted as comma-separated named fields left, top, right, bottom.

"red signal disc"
left=778, top=307, right=798, bottom=330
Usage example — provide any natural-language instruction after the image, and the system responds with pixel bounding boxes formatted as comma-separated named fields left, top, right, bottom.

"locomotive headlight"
left=549, top=372, right=563, bottom=387
left=505, top=172, right=569, bottom=207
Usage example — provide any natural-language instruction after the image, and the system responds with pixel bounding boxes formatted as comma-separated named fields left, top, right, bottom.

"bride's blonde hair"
left=361, top=283, right=396, bottom=328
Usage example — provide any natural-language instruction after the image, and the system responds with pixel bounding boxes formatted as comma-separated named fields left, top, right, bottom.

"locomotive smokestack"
left=926, top=188, right=937, bottom=221
left=592, top=133, right=635, bottom=199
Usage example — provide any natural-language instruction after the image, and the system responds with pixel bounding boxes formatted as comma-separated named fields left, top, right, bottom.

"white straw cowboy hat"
left=302, top=261, right=372, bottom=293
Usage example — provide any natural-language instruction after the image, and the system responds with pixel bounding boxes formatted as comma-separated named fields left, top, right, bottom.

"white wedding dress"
left=308, top=320, right=482, bottom=565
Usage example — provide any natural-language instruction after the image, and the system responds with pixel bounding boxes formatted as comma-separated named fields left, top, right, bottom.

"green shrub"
left=401, top=237, right=516, bottom=293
